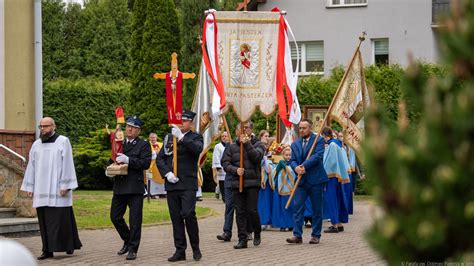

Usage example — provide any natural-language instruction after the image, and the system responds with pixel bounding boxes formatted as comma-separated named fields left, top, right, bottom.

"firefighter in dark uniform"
left=108, top=116, right=151, bottom=261
left=156, top=110, right=204, bottom=262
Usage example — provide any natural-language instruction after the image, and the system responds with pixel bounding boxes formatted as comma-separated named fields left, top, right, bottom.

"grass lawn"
left=73, top=190, right=213, bottom=230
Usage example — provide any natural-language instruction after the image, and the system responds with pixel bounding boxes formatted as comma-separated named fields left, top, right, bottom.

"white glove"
left=171, top=125, right=184, bottom=141
left=165, top=172, right=179, bottom=183
left=116, top=153, right=129, bottom=164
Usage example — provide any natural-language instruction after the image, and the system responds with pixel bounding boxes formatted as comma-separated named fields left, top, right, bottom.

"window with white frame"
left=372, top=38, right=389, bottom=65
left=327, top=0, right=368, bottom=7
left=290, top=41, right=324, bottom=75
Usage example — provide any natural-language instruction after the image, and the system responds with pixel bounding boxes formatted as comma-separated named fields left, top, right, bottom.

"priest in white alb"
left=20, top=117, right=82, bottom=260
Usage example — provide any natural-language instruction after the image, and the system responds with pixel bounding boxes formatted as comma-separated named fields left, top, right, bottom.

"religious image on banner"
left=215, top=11, right=280, bottom=121
left=230, top=41, right=259, bottom=88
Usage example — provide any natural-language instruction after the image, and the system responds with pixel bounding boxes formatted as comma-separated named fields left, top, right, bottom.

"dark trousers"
left=110, top=194, right=143, bottom=253
left=232, top=187, right=261, bottom=241
left=223, top=185, right=234, bottom=235
left=219, top=180, right=225, bottom=202
left=167, top=189, right=200, bottom=255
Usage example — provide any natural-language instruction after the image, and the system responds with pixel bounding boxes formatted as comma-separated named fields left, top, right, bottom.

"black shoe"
left=324, top=226, right=339, bottom=233
left=215, top=193, right=220, bottom=199
left=247, top=233, right=253, bottom=240
left=117, top=244, right=128, bottom=255
left=253, top=234, right=261, bottom=246
left=338, top=226, right=344, bottom=232
left=168, top=253, right=186, bottom=262
left=196, top=197, right=203, bottom=201
left=216, top=233, right=231, bottom=242
left=193, top=250, right=202, bottom=261
left=126, top=251, right=137, bottom=260
left=37, top=252, right=53, bottom=260
left=66, top=250, right=74, bottom=255
left=233, top=240, right=248, bottom=249
left=304, top=222, right=312, bottom=228
left=286, top=236, right=303, bottom=244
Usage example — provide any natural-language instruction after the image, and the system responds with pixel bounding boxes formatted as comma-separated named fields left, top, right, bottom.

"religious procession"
left=0, top=0, right=473, bottom=265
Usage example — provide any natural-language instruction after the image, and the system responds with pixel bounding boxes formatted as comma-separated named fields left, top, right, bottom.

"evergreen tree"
left=42, top=0, right=66, bottom=80
left=180, top=0, right=217, bottom=108
left=81, top=0, right=131, bottom=80
left=62, top=2, right=84, bottom=79
left=130, top=0, right=182, bottom=137
left=364, top=2, right=474, bottom=262
left=221, top=0, right=241, bottom=11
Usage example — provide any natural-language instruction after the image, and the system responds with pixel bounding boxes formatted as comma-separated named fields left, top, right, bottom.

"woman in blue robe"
left=338, top=131, right=355, bottom=215
left=271, top=147, right=295, bottom=231
left=321, top=127, right=351, bottom=233
left=257, top=130, right=273, bottom=228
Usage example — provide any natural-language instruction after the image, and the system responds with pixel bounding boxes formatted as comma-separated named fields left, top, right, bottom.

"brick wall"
left=0, top=130, right=35, bottom=166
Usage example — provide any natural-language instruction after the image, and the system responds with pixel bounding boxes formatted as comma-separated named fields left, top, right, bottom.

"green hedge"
left=44, top=78, right=130, bottom=144
left=73, top=129, right=113, bottom=190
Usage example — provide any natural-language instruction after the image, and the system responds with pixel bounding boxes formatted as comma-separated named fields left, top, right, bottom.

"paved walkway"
left=9, top=198, right=384, bottom=265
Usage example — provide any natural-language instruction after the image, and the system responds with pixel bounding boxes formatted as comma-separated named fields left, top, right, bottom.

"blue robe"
left=271, top=160, right=295, bottom=229
left=345, top=146, right=357, bottom=214
left=258, top=158, right=274, bottom=225
left=323, top=140, right=351, bottom=224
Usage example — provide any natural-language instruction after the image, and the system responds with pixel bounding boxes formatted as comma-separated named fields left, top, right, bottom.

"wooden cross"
left=153, top=52, right=196, bottom=113
left=153, top=52, right=195, bottom=177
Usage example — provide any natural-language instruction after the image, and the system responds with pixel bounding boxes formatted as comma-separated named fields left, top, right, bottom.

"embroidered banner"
left=214, top=11, right=280, bottom=122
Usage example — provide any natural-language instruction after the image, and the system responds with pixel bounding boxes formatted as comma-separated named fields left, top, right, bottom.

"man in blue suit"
left=286, top=118, right=328, bottom=245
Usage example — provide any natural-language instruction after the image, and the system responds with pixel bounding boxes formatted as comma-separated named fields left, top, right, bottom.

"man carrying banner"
left=221, top=121, right=265, bottom=249
left=286, top=119, right=328, bottom=245
left=156, top=111, right=204, bottom=262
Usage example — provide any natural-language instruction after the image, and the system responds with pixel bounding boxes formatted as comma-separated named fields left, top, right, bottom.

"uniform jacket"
left=108, top=137, right=152, bottom=195
left=156, top=131, right=204, bottom=191
left=221, top=136, right=265, bottom=189
left=290, top=134, right=328, bottom=187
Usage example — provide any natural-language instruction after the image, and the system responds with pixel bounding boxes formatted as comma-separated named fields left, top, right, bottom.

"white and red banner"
left=202, top=10, right=300, bottom=125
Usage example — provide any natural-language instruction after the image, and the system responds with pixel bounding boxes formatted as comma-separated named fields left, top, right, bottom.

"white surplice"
left=21, top=135, right=78, bottom=208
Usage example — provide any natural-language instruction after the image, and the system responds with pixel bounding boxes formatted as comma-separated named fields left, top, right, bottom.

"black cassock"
left=37, top=207, right=82, bottom=252
left=156, top=131, right=203, bottom=256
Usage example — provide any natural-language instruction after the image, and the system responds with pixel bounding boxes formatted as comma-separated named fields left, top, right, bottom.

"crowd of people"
left=20, top=114, right=361, bottom=262
left=213, top=119, right=361, bottom=246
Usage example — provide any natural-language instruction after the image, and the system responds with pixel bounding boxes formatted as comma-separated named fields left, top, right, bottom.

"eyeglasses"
left=38, top=125, right=53, bottom=129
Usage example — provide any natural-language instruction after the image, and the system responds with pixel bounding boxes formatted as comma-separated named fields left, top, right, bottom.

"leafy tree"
left=364, top=2, right=474, bottom=262
left=129, top=0, right=182, bottom=138
left=42, top=0, right=66, bottom=80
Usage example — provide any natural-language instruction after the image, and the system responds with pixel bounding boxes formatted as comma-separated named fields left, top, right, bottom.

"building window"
left=372, top=38, right=389, bottom=66
left=327, top=0, right=368, bottom=7
left=290, top=41, right=324, bottom=75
